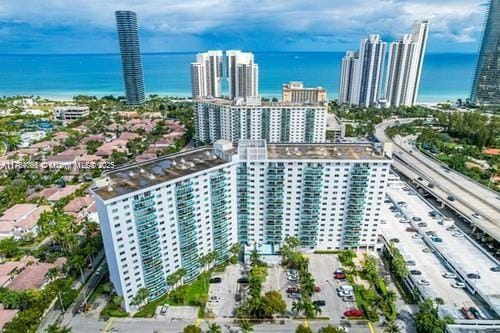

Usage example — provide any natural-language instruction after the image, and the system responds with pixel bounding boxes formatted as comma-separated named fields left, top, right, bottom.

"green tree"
left=183, top=324, right=201, bottom=333
left=318, top=325, right=347, bottom=333
left=207, top=322, right=222, bottom=333
left=384, top=322, right=401, bottom=333
left=415, top=298, right=454, bottom=333
left=261, top=291, right=286, bottom=317
left=46, top=324, right=72, bottom=333
left=238, top=320, right=254, bottom=333
left=70, top=255, right=85, bottom=283
left=0, top=238, right=21, bottom=258
left=295, top=324, right=313, bottom=333
left=131, top=288, right=149, bottom=308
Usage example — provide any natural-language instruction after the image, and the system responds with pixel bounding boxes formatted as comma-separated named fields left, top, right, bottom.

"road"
left=375, top=119, right=500, bottom=241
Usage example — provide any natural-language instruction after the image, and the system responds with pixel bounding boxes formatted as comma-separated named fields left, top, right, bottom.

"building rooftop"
left=266, top=143, right=386, bottom=160
left=195, top=97, right=327, bottom=107
left=93, top=148, right=229, bottom=201
left=92, top=141, right=388, bottom=201
left=0, top=309, right=18, bottom=330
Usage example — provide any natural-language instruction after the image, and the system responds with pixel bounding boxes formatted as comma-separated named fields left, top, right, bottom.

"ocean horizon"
left=0, top=51, right=477, bottom=103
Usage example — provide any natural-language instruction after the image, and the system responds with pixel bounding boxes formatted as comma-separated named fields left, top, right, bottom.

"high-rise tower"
left=471, top=0, right=499, bottom=105
left=384, top=20, right=429, bottom=107
left=191, top=50, right=224, bottom=99
left=115, top=10, right=145, bottom=105
left=338, top=51, right=359, bottom=105
left=226, top=51, right=259, bottom=99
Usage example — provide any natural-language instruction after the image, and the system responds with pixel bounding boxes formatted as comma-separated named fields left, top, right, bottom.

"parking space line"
left=102, top=317, right=114, bottom=333
left=368, top=321, right=375, bottom=333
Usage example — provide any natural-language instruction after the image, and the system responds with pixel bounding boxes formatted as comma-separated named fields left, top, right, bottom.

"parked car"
left=237, top=277, right=249, bottom=284
left=452, top=232, right=464, bottom=238
left=209, top=296, right=220, bottom=303
left=461, top=307, right=474, bottom=320
left=342, top=295, right=355, bottom=302
left=410, top=270, right=422, bottom=276
left=431, top=236, right=443, bottom=243
left=422, top=248, right=432, bottom=253
left=490, top=266, right=500, bottom=272
left=442, top=272, right=457, bottom=279
left=412, top=234, right=423, bottom=239
left=406, top=260, right=416, bottom=266
left=390, top=238, right=400, bottom=243
left=447, top=195, right=456, bottom=202
left=335, top=272, right=346, bottom=280
left=417, top=222, right=428, bottom=227
left=313, top=300, right=326, bottom=306
left=469, top=307, right=482, bottom=319
left=467, top=273, right=481, bottom=279
left=287, top=292, right=301, bottom=299
left=286, top=287, right=300, bottom=293
left=287, top=275, right=299, bottom=282
left=210, top=277, right=222, bottom=283
left=344, top=308, right=364, bottom=317
left=451, top=282, right=465, bottom=288
left=314, top=286, right=321, bottom=292
left=405, top=227, right=417, bottom=232
left=417, top=279, right=430, bottom=286
left=397, top=201, right=408, bottom=207
left=471, top=213, right=482, bottom=219
left=160, top=306, right=168, bottom=315
left=412, top=217, right=422, bottom=222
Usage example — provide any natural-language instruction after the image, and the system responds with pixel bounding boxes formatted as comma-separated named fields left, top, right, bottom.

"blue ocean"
left=0, top=52, right=477, bottom=102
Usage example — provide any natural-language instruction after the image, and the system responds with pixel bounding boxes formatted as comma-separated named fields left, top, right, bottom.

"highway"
left=375, top=119, right=500, bottom=242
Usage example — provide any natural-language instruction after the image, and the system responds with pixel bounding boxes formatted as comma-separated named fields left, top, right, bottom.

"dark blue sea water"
left=0, top=52, right=477, bottom=102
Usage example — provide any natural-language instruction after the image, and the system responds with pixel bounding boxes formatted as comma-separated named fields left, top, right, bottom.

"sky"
left=0, top=0, right=489, bottom=54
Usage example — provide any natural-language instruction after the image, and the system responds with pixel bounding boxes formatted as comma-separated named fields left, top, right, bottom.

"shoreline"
left=1, top=91, right=462, bottom=105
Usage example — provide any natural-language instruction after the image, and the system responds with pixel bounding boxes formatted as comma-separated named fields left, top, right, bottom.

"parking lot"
left=155, top=305, right=198, bottom=320
left=308, top=254, right=356, bottom=321
left=382, top=185, right=497, bottom=320
left=207, top=264, right=246, bottom=318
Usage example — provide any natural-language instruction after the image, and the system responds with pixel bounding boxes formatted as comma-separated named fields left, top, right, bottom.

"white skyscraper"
left=191, top=50, right=223, bottom=98
left=92, top=140, right=391, bottom=311
left=339, top=35, right=386, bottom=107
left=226, top=50, right=259, bottom=99
left=384, top=20, right=429, bottom=107
left=339, top=51, right=359, bottom=104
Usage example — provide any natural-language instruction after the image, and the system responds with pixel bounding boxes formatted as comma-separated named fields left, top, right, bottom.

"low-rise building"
left=0, top=204, right=50, bottom=238
left=282, top=81, right=327, bottom=103
left=54, top=106, right=90, bottom=121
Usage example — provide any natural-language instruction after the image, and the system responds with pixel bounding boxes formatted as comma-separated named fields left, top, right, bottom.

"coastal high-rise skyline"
left=384, top=20, right=429, bottom=107
left=226, top=50, right=259, bottom=99
left=115, top=10, right=145, bottom=106
left=471, top=0, right=499, bottom=105
left=339, top=35, right=386, bottom=107
left=190, top=50, right=223, bottom=99
left=338, top=51, right=359, bottom=105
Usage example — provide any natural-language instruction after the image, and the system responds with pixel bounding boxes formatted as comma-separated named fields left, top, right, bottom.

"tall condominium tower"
left=338, top=35, right=386, bottom=107
left=384, top=20, right=429, bottom=107
left=115, top=11, right=145, bottom=105
left=92, top=139, right=391, bottom=311
left=338, top=51, right=359, bottom=104
left=226, top=50, right=259, bottom=99
left=471, top=1, right=499, bottom=105
left=191, top=50, right=224, bottom=99
left=194, top=98, right=327, bottom=144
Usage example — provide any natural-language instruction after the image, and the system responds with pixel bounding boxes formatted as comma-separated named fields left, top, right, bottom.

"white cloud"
left=0, top=0, right=488, bottom=52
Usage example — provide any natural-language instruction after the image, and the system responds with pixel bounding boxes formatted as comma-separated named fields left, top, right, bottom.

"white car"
left=452, top=232, right=464, bottom=238
left=412, top=234, right=423, bottom=239
left=443, top=272, right=457, bottom=279
left=417, top=279, right=430, bottom=286
left=471, top=213, right=482, bottom=219
left=209, top=296, right=220, bottom=303
left=451, top=282, right=465, bottom=288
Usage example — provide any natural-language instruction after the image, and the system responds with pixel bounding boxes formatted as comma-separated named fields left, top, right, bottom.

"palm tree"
left=384, top=321, right=401, bottom=333
left=207, top=322, right=222, bottom=333
left=238, top=320, right=254, bottom=333
left=47, top=267, right=59, bottom=281
left=230, top=243, right=241, bottom=258
left=312, top=302, right=322, bottom=317
left=71, top=255, right=85, bottom=283
left=131, top=288, right=149, bottom=308
left=292, top=300, right=305, bottom=316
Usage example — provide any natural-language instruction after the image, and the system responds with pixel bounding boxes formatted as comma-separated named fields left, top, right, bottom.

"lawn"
left=134, top=271, right=211, bottom=318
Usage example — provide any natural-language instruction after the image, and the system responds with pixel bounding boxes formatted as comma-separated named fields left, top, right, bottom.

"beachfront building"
left=91, top=139, right=391, bottom=311
left=384, top=20, right=429, bottom=107
left=338, top=51, right=359, bottom=105
left=226, top=50, right=259, bottom=99
left=191, top=50, right=224, bottom=99
left=339, top=35, right=386, bottom=107
left=471, top=0, right=499, bottom=105
left=282, top=81, right=327, bottom=103
left=53, top=106, right=90, bottom=121
left=194, top=98, right=327, bottom=144
left=115, top=10, right=145, bottom=105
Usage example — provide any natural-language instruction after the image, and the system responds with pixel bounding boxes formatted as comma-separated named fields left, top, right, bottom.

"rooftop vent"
left=180, top=158, right=186, bottom=164
left=140, top=168, right=145, bottom=173
left=149, top=174, right=156, bottom=180
left=107, top=185, right=113, bottom=191
left=172, top=160, right=177, bottom=166
left=128, top=171, right=135, bottom=177
left=189, top=162, right=195, bottom=168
